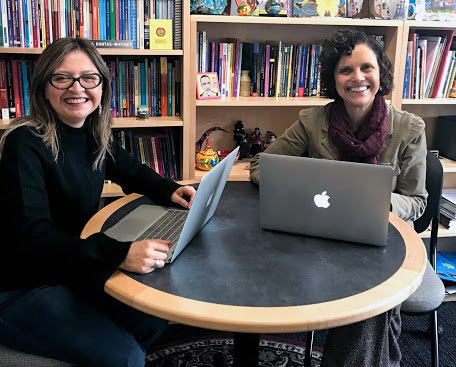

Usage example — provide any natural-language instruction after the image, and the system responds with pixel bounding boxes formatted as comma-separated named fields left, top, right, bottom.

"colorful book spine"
left=0, top=60, right=9, bottom=120
left=10, top=60, right=21, bottom=117
left=160, top=57, right=167, bottom=116
left=129, top=0, right=136, bottom=48
left=167, top=61, right=172, bottom=116
left=264, top=44, right=270, bottom=97
left=21, top=61, right=30, bottom=116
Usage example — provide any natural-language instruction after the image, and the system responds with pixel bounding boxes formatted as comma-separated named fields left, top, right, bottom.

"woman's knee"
left=95, top=340, right=146, bottom=367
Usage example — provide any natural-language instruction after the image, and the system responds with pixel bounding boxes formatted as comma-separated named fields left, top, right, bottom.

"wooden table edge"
left=82, top=195, right=427, bottom=333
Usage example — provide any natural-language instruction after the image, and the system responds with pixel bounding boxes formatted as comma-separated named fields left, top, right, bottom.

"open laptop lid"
left=170, top=146, right=240, bottom=262
left=259, top=154, right=393, bottom=246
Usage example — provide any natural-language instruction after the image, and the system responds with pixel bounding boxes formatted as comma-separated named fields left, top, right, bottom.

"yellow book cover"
left=149, top=19, right=173, bottom=50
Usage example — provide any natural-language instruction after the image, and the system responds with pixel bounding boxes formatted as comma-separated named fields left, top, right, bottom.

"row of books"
left=112, top=128, right=180, bottom=180
left=108, top=57, right=181, bottom=118
left=0, top=56, right=181, bottom=120
left=0, top=59, right=33, bottom=120
left=0, top=0, right=182, bottom=49
left=403, top=31, right=456, bottom=99
left=197, top=33, right=385, bottom=99
left=197, top=35, right=323, bottom=98
left=220, top=0, right=409, bottom=19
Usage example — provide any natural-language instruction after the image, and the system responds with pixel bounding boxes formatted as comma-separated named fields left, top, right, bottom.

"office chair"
left=0, top=344, right=74, bottom=367
left=304, top=150, right=446, bottom=367
left=401, top=150, right=446, bottom=367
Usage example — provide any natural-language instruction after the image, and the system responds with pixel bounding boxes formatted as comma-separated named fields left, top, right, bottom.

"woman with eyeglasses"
left=0, top=38, right=196, bottom=367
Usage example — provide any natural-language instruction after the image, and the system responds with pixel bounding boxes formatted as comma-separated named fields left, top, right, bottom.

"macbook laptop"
left=104, top=146, right=240, bottom=263
left=259, top=153, right=393, bottom=246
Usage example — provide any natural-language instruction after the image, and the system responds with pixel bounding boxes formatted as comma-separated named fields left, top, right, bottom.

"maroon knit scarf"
left=328, top=94, right=388, bottom=164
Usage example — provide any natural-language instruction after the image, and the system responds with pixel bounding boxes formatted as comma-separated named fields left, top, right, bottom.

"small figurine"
left=248, top=127, right=265, bottom=157
left=265, top=0, right=283, bottom=15
left=238, top=1, right=251, bottom=15
left=265, top=130, right=277, bottom=149
left=234, top=120, right=246, bottom=147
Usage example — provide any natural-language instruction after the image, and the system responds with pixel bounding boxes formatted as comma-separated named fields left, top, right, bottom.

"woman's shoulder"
left=298, top=105, right=329, bottom=125
left=390, top=106, right=425, bottom=131
left=3, top=124, right=45, bottom=153
left=389, top=105, right=425, bottom=137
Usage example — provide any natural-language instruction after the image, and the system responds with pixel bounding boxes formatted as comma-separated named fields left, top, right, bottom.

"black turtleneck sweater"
left=0, top=122, right=180, bottom=292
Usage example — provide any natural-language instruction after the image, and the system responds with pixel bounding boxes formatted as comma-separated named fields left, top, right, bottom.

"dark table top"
left=82, top=181, right=427, bottom=333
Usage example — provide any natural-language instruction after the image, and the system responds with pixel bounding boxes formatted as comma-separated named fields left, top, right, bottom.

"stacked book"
left=440, top=189, right=456, bottom=230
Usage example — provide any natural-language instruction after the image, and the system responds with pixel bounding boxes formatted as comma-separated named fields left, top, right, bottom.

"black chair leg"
left=304, top=331, right=314, bottom=367
left=430, top=310, right=439, bottom=367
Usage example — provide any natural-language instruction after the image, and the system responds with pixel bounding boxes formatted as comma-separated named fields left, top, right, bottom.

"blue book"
left=436, top=252, right=456, bottom=282
left=106, top=0, right=111, bottom=40
left=140, top=61, right=146, bottom=106
left=21, top=61, right=30, bottom=116
left=119, top=0, right=124, bottom=40
left=403, top=54, right=411, bottom=99
left=99, top=0, right=106, bottom=40
left=23, top=0, right=30, bottom=47
left=298, top=45, right=308, bottom=97
left=129, top=0, right=137, bottom=49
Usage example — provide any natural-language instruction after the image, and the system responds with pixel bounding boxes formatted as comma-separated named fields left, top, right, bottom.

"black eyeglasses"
left=49, top=73, right=103, bottom=90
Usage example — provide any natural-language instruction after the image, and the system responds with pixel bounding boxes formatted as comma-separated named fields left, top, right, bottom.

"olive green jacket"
left=250, top=103, right=428, bottom=223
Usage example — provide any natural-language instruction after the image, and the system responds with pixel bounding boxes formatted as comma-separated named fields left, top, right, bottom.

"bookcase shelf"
left=111, top=117, right=184, bottom=128
left=191, top=15, right=403, bottom=28
left=0, top=117, right=184, bottom=130
left=442, top=158, right=456, bottom=173
left=196, top=96, right=334, bottom=107
left=402, top=99, right=456, bottom=105
left=194, top=159, right=251, bottom=181
left=419, top=224, right=456, bottom=239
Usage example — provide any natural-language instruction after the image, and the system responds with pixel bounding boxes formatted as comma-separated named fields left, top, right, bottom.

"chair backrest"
left=414, top=150, right=444, bottom=234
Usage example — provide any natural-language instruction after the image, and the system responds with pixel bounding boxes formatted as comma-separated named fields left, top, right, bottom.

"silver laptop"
left=105, top=146, right=240, bottom=263
left=259, top=153, right=393, bottom=246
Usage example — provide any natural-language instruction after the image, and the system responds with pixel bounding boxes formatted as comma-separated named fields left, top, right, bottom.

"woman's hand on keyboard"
left=119, top=239, right=170, bottom=274
left=171, top=185, right=196, bottom=209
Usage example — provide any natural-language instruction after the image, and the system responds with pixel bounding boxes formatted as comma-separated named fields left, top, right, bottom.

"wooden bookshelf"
left=441, top=158, right=456, bottom=173
left=402, top=99, right=456, bottom=105
left=195, top=159, right=251, bottom=181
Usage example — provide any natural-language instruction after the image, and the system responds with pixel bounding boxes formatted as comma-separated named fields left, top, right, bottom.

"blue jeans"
left=0, top=285, right=168, bottom=367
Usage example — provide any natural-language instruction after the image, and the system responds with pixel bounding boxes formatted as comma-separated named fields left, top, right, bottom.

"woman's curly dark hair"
left=319, top=29, right=394, bottom=99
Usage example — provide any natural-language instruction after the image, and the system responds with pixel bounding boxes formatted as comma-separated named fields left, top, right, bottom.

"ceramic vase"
left=240, top=70, right=251, bottom=97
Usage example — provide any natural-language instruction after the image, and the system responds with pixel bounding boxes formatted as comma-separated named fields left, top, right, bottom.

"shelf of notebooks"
left=0, top=117, right=184, bottom=130
left=191, top=15, right=403, bottom=28
left=0, top=47, right=183, bottom=56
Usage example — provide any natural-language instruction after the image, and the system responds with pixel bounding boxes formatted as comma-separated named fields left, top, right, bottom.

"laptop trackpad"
left=104, top=205, right=168, bottom=242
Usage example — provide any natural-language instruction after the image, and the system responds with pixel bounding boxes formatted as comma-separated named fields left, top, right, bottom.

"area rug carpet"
left=146, top=335, right=323, bottom=366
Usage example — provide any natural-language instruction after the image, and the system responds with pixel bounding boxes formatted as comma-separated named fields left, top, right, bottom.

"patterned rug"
left=146, top=335, right=323, bottom=366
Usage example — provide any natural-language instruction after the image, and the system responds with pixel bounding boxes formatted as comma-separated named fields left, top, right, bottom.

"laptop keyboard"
left=137, top=209, right=189, bottom=258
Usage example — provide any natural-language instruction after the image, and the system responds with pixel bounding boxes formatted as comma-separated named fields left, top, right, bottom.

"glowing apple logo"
left=314, top=191, right=330, bottom=208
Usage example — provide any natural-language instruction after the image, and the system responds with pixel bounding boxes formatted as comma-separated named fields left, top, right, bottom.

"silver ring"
left=154, top=259, right=161, bottom=268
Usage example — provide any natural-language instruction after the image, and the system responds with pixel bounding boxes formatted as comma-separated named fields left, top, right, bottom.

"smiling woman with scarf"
left=250, top=29, right=437, bottom=367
